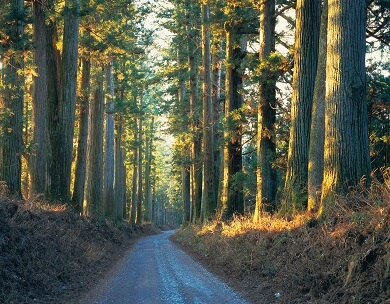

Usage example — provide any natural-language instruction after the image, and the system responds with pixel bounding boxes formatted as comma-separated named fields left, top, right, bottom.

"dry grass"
left=0, top=195, right=159, bottom=304
left=174, top=184, right=390, bottom=304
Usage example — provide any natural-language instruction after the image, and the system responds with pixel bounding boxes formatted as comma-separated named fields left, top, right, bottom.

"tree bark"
left=144, top=117, right=154, bottom=222
left=320, top=0, right=371, bottom=215
left=46, top=18, right=62, bottom=201
left=307, top=0, right=327, bottom=211
left=136, top=95, right=143, bottom=225
left=176, top=38, right=191, bottom=225
left=186, top=0, right=202, bottom=224
left=83, top=66, right=104, bottom=218
left=58, top=0, right=80, bottom=201
left=212, top=42, right=223, bottom=209
left=254, top=0, right=277, bottom=220
left=220, top=28, right=244, bottom=220
left=114, top=112, right=125, bottom=222
left=283, top=0, right=321, bottom=211
left=72, top=57, right=90, bottom=212
left=104, top=60, right=115, bottom=221
left=130, top=148, right=138, bottom=225
left=0, top=0, right=24, bottom=197
left=30, top=0, right=47, bottom=197
left=200, top=3, right=215, bottom=221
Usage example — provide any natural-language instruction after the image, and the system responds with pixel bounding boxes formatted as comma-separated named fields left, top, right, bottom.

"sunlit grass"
left=174, top=179, right=389, bottom=303
left=198, top=212, right=313, bottom=238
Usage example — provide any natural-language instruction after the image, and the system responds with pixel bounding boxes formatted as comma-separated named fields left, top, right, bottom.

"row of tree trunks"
left=181, top=1, right=248, bottom=222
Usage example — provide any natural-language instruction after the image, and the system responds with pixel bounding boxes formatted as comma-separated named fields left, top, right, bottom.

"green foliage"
left=0, top=1, right=31, bottom=55
left=367, top=0, right=390, bottom=46
left=367, top=61, right=390, bottom=170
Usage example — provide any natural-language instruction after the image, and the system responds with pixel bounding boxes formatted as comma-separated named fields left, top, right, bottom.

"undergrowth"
left=174, top=185, right=390, bottom=304
left=0, top=195, right=158, bottom=304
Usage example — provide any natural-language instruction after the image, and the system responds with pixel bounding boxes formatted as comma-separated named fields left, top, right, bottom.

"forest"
left=1, top=0, right=389, bottom=224
left=0, top=0, right=389, bottom=302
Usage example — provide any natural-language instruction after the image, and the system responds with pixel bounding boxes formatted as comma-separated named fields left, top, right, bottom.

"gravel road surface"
left=86, top=230, right=248, bottom=304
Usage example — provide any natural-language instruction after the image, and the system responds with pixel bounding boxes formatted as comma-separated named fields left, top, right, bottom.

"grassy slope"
left=0, top=197, right=159, bottom=304
left=174, top=198, right=389, bottom=303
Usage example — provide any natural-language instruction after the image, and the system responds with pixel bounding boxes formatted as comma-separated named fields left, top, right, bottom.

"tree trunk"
left=30, top=0, right=47, bottom=197
left=0, top=0, right=24, bottom=197
left=200, top=3, right=215, bottom=221
left=177, top=40, right=191, bottom=225
left=72, top=57, right=90, bottom=212
left=114, top=113, right=125, bottom=222
left=186, top=0, right=202, bottom=224
left=136, top=96, right=143, bottom=225
left=307, top=0, right=327, bottom=212
left=144, top=117, right=154, bottom=222
left=254, top=0, right=277, bottom=220
left=212, top=43, right=223, bottom=210
left=46, top=19, right=62, bottom=201
left=220, top=29, right=244, bottom=220
left=104, top=61, right=115, bottom=221
left=283, top=0, right=321, bottom=211
left=320, top=0, right=371, bottom=215
left=58, top=0, right=80, bottom=201
left=83, top=66, right=104, bottom=218
left=130, top=148, right=138, bottom=225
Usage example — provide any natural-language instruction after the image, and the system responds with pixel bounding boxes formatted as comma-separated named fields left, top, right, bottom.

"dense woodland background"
left=0, top=0, right=389, bottom=226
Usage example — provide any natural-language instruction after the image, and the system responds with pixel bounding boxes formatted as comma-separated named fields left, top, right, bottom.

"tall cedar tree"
left=284, top=0, right=321, bottom=211
left=114, top=112, right=126, bottom=222
left=47, top=0, right=80, bottom=201
left=320, top=0, right=371, bottom=215
left=30, top=0, right=48, bottom=196
left=72, top=57, right=91, bottom=212
left=307, top=0, right=327, bottom=211
left=0, top=0, right=24, bottom=197
left=254, top=0, right=277, bottom=220
left=83, top=66, right=104, bottom=218
left=220, top=22, right=245, bottom=220
left=201, top=3, right=216, bottom=221
left=185, top=0, right=202, bottom=224
left=136, top=94, right=143, bottom=225
left=144, top=117, right=155, bottom=222
left=104, top=61, right=115, bottom=221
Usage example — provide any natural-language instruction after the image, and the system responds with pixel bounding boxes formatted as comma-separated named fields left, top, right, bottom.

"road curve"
left=85, top=230, right=248, bottom=304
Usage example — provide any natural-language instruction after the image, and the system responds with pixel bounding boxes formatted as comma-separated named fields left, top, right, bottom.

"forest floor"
left=0, top=190, right=388, bottom=304
left=0, top=194, right=160, bottom=304
left=173, top=192, right=389, bottom=304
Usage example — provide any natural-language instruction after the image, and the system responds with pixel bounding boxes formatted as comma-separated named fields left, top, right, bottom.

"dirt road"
left=85, top=230, right=248, bottom=304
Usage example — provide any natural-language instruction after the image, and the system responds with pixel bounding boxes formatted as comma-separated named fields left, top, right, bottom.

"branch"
left=275, top=3, right=295, bottom=17
left=366, top=29, right=390, bottom=46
